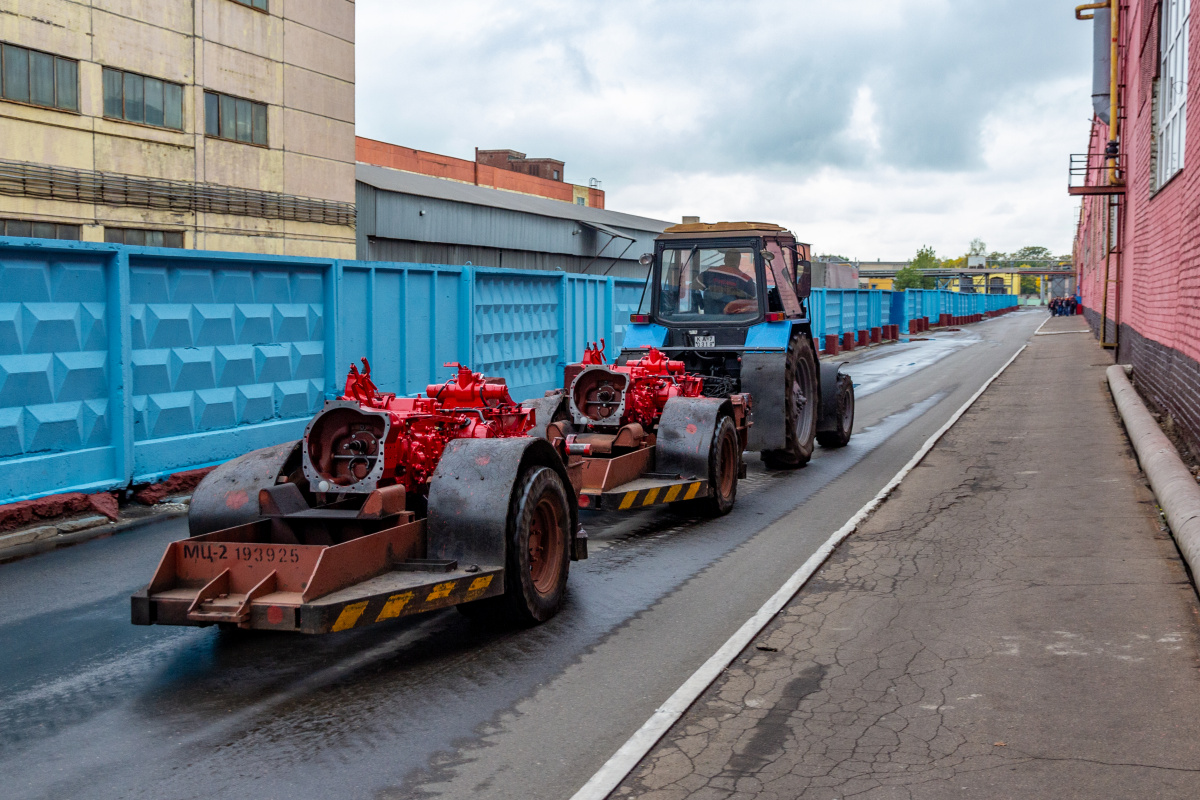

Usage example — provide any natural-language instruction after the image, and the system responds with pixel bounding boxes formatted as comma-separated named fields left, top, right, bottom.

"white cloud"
left=356, top=0, right=1094, bottom=258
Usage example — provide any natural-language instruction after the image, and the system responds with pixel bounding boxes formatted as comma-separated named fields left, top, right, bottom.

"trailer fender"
left=742, top=352, right=787, bottom=452
left=427, top=437, right=581, bottom=570
left=521, top=393, right=567, bottom=440
left=818, top=362, right=849, bottom=433
left=657, top=396, right=734, bottom=481
left=188, top=440, right=301, bottom=536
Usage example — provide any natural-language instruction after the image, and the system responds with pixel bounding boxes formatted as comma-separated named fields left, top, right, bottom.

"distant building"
left=858, top=261, right=909, bottom=291
left=0, top=0, right=357, bottom=257
left=475, top=149, right=565, bottom=184
left=357, top=138, right=604, bottom=209
left=355, top=138, right=666, bottom=277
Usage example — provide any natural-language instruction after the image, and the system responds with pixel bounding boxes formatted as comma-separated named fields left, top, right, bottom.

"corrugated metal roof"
left=355, top=163, right=670, bottom=233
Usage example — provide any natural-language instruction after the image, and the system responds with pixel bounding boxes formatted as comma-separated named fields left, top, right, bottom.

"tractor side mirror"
left=639, top=253, right=654, bottom=267
left=760, top=249, right=775, bottom=263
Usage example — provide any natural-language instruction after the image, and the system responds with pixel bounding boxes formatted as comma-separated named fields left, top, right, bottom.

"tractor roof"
left=657, top=221, right=794, bottom=240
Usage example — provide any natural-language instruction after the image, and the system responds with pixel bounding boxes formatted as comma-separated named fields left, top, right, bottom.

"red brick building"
left=1074, top=0, right=1200, bottom=452
left=355, top=138, right=603, bottom=208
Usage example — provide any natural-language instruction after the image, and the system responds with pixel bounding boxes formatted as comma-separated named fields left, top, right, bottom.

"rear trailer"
left=132, top=362, right=580, bottom=634
left=536, top=343, right=751, bottom=517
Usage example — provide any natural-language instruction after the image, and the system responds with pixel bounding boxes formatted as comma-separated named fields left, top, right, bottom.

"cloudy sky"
left=356, top=1, right=1093, bottom=261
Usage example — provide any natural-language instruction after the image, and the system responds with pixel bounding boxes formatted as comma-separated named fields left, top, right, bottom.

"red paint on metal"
left=686, top=424, right=698, bottom=435
left=267, top=605, right=284, bottom=624
left=225, top=490, right=249, bottom=510
left=316, top=358, right=534, bottom=493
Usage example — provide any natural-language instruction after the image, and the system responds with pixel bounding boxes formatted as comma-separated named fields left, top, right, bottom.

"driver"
left=697, top=251, right=756, bottom=315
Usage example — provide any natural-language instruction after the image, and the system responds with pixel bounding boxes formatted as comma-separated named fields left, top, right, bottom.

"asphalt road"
left=0, top=310, right=1045, bottom=800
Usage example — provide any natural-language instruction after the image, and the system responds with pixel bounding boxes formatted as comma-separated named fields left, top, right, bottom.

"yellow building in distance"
left=0, top=0, right=356, bottom=257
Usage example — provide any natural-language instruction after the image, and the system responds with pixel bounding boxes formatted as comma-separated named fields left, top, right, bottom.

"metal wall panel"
left=0, top=245, right=123, bottom=501
left=337, top=261, right=470, bottom=398
left=127, top=253, right=330, bottom=482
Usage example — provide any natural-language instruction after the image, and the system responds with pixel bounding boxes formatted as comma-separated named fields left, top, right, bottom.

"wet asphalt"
left=0, top=311, right=1045, bottom=800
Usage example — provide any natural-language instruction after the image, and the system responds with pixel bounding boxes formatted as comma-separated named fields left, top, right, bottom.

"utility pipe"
left=1109, top=0, right=1120, bottom=183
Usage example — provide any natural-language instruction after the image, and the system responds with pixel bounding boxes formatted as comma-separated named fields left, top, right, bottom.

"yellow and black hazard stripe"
left=583, top=480, right=708, bottom=511
left=304, top=570, right=505, bottom=634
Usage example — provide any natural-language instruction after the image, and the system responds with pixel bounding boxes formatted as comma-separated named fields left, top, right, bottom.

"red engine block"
left=306, top=359, right=533, bottom=493
left=567, top=342, right=703, bottom=430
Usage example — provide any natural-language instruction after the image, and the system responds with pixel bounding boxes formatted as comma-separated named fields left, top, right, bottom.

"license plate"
left=693, top=335, right=715, bottom=347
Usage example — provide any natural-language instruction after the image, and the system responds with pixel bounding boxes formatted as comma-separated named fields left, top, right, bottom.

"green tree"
left=892, top=265, right=927, bottom=291
left=1020, top=275, right=1039, bottom=294
left=1011, top=245, right=1054, bottom=264
left=911, top=245, right=939, bottom=271
left=817, top=253, right=850, bottom=262
left=969, top=238, right=987, bottom=256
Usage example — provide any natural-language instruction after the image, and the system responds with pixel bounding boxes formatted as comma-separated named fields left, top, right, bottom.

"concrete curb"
left=0, top=505, right=187, bottom=564
left=1107, top=365, right=1200, bottom=583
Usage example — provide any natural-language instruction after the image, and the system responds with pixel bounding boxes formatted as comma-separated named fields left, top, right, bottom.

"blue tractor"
left=620, top=222, right=854, bottom=468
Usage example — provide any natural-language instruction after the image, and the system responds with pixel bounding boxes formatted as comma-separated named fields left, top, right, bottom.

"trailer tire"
left=458, top=465, right=571, bottom=627
left=673, top=415, right=739, bottom=517
left=762, top=335, right=818, bottom=469
left=816, top=373, right=854, bottom=448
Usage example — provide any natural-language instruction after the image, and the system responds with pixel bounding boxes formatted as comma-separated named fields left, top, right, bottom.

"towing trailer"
left=526, top=343, right=750, bottom=516
left=131, top=361, right=582, bottom=634
left=621, top=222, right=854, bottom=467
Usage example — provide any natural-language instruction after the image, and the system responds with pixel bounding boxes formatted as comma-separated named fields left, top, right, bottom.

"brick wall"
left=1075, top=3, right=1200, bottom=452
left=355, top=138, right=603, bottom=208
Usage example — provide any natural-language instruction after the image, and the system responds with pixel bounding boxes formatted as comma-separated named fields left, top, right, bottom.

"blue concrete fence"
left=0, top=237, right=1015, bottom=502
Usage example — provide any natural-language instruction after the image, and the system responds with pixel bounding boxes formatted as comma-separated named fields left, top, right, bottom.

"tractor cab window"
left=764, top=240, right=803, bottom=315
left=657, top=246, right=760, bottom=322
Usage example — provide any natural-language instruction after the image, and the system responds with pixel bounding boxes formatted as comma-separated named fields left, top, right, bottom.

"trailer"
left=525, top=343, right=751, bottom=516
left=131, top=361, right=582, bottom=634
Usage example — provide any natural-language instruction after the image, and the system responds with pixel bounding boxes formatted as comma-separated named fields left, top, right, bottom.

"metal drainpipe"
left=1108, top=0, right=1120, bottom=184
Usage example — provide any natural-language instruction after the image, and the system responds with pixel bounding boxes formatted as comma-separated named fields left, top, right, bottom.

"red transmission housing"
left=566, top=342, right=703, bottom=430
left=303, top=359, right=534, bottom=494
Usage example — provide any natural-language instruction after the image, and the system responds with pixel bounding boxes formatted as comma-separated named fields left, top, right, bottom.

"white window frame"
left=1158, top=0, right=1191, bottom=187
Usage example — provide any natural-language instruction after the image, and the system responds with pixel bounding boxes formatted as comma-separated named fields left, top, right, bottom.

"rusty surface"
left=576, top=447, right=656, bottom=491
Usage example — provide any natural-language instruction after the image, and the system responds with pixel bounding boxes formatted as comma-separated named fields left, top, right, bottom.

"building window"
left=553, top=170, right=560, bottom=180
left=0, top=43, right=78, bottom=111
left=204, top=91, right=267, bottom=145
left=102, top=68, right=184, bottom=130
left=1157, top=0, right=1190, bottom=187
left=104, top=227, right=185, bottom=248
left=575, top=197, right=585, bottom=206
left=230, top=0, right=268, bottom=10
left=1, top=218, right=81, bottom=240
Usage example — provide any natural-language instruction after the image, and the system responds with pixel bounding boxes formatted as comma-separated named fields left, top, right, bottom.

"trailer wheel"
left=762, top=335, right=818, bottom=469
left=817, top=373, right=854, bottom=448
left=673, top=415, right=739, bottom=517
left=459, top=466, right=571, bottom=626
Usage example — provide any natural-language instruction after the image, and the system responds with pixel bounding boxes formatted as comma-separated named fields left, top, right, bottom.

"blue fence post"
left=326, top=259, right=342, bottom=399
left=604, top=276, right=615, bottom=360
left=112, top=247, right=134, bottom=489
left=557, top=271, right=569, bottom=388
left=459, top=267, right=474, bottom=369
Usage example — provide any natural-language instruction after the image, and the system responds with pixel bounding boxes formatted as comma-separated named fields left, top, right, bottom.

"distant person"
left=1068, top=296, right=1079, bottom=316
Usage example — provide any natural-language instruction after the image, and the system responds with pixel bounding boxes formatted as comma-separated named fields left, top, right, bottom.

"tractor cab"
left=624, top=222, right=812, bottom=387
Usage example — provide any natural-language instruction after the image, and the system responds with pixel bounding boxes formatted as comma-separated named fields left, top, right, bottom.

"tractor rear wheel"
left=817, top=373, right=854, bottom=448
left=762, top=336, right=818, bottom=469
left=458, top=465, right=571, bottom=626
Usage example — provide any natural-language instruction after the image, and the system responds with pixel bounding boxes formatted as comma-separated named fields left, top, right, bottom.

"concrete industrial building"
left=0, top=0, right=356, bottom=257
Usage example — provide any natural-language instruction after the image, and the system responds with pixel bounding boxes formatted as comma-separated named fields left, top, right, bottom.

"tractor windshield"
left=656, top=246, right=760, bottom=323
